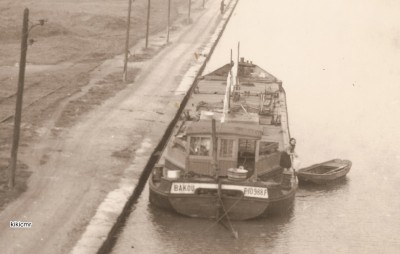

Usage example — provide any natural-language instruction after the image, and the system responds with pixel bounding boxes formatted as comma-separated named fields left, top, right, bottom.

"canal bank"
left=0, top=1, right=239, bottom=254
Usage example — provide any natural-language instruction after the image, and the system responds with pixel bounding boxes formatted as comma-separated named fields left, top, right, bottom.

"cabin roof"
left=186, top=120, right=263, bottom=138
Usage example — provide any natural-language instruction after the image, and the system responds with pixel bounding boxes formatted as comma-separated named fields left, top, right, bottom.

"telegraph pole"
left=145, top=0, right=151, bottom=48
left=188, top=0, right=191, bottom=22
left=166, top=0, right=171, bottom=43
left=8, top=8, right=29, bottom=188
left=123, top=0, right=133, bottom=82
left=8, top=10, right=46, bottom=189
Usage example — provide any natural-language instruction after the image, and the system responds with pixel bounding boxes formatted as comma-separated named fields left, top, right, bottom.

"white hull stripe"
left=170, top=182, right=268, bottom=199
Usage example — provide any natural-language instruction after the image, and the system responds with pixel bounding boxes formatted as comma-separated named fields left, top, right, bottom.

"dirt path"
left=0, top=0, right=187, bottom=208
left=0, top=1, right=229, bottom=253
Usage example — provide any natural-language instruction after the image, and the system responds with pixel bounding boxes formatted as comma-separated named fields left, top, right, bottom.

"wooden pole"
left=8, top=8, right=29, bottom=189
left=211, top=118, right=218, bottom=178
left=188, top=0, right=191, bottom=22
left=237, top=41, right=240, bottom=64
left=145, top=0, right=151, bottom=48
left=234, top=41, right=239, bottom=87
left=167, top=0, right=171, bottom=43
left=123, top=0, right=133, bottom=82
left=228, top=48, right=232, bottom=109
left=203, top=0, right=205, bottom=8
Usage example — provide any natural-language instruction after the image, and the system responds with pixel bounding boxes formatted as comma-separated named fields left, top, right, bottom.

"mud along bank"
left=0, top=1, right=239, bottom=254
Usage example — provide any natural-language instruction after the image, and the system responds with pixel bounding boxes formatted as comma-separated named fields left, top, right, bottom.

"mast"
left=237, top=42, right=240, bottom=64
left=236, top=41, right=240, bottom=86
left=221, top=69, right=231, bottom=123
left=211, top=118, right=218, bottom=178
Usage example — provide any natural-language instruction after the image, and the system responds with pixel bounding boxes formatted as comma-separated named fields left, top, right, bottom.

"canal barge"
left=149, top=57, right=297, bottom=220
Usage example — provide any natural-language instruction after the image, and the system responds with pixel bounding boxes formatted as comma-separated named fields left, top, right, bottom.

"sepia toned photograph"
left=0, top=0, right=399, bottom=253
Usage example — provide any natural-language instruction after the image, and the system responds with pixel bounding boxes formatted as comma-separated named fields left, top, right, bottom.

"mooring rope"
left=203, top=194, right=244, bottom=234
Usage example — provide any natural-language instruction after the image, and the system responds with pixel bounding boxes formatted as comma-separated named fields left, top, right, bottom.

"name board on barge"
left=171, top=182, right=268, bottom=199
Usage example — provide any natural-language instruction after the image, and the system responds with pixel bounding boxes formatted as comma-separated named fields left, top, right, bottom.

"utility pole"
left=188, top=0, right=191, bottom=22
left=8, top=10, right=46, bottom=189
left=8, top=8, right=29, bottom=188
left=123, top=0, right=133, bottom=82
left=166, top=0, right=171, bottom=43
left=145, top=0, right=151, bottom=48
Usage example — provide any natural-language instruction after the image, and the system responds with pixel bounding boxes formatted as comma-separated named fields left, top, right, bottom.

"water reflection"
left=298, top=177, right=349, bottom=193
left=145, top=202, right=295, bottom=254
left=112, top=183, right=299, bottom=254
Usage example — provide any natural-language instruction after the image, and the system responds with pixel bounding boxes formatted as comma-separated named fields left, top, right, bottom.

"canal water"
left=112, top=0, right=400, bottom=253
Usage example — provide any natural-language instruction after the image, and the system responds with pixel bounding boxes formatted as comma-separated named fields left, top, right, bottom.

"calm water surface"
left=112, top=0, right=400, bottom=253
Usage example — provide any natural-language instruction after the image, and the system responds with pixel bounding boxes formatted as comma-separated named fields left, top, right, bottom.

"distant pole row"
left=123, top=0, right=206, bottom=82
left=188, top=0, right=191, bottom=21
left=145, top=0, right=151, bottom=49
left=167, top=0, right=171, bottom=43
left=122, top=0, right=133, bottom=83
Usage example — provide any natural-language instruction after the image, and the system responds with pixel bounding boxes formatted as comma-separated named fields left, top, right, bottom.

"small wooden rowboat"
left=297, top=159, right=352, bottom=184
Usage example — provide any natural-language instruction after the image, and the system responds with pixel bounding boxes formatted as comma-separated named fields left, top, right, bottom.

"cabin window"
left=189, top=137, right=211, bottom=156
left=219, top=139, right=234, bottom=158
left=259, top=141, right=279, bottom=156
